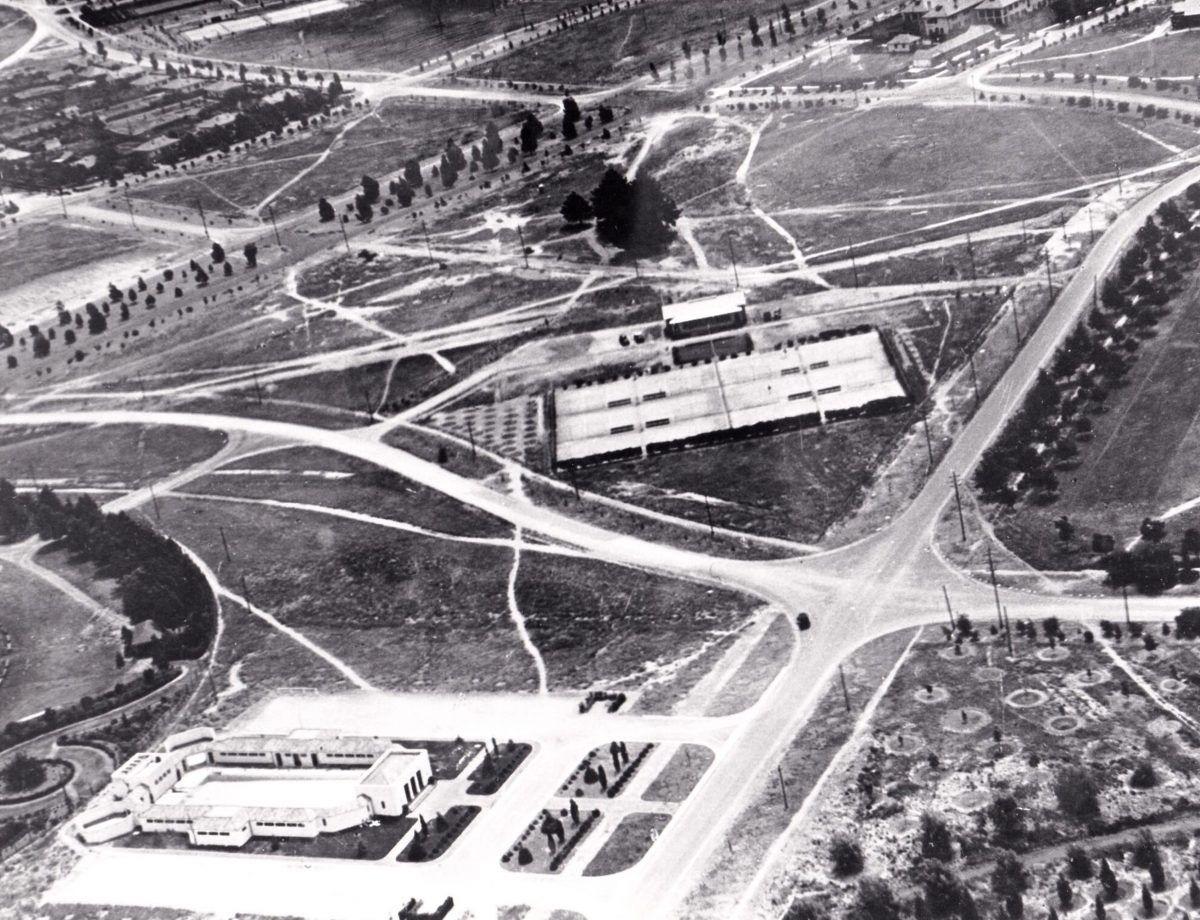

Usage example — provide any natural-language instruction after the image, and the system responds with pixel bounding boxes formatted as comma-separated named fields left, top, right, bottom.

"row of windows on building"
left=605, top=386, right=843, bottom=435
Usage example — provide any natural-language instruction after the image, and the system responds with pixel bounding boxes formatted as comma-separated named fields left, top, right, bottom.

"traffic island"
left=582, top=812, right=671, bottom=876
left=557, top=742, right=654, bottom=799
left=465, top=741, right=532, bottom=795
left=396, top=806, right=480, bottom=862
left=502, top=806, right=601, bottom=874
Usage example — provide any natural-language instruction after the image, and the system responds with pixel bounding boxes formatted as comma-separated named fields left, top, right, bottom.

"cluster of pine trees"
left=0, top=481, right=215, bottom=662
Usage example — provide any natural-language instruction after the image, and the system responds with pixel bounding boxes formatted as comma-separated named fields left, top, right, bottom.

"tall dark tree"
left=317, top=197, right=335, bottom=222
left=562, top=96, right=582, bottom=124
left=360, top=174, right=380, bottom=204
left=561, top=191, right=594, bottom=226
left=243, top=242, right=257, bottom=268
left=404, top=158, right=423, bottom=188
left=589, top=167, right=680, bottom=253
left=210, top=241, right=225, bottom=263
left=519, top=112, right=544, bottom=154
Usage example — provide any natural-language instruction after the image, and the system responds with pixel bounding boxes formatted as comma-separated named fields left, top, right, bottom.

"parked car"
left=796, top=612, right=812, bottom=631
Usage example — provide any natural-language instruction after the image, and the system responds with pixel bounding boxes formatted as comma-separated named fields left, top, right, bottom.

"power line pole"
left=847, top=237, right=859, bottom=288
left=986, top=543, right=1003, bottom=630
left=1003, top=605, right=1014, bottom=656
left=726, top=234, right=740, bottom=289
left=57, top=187, right=68, bottom=218
left=420, top=218, right=434, bottom=262
left=466, top=418, right=477, bottom=460
left=266, top=203, right=282, bottom=248
left=148, top=483, right=162, bottom=522
left=968, top=351, right=981, bottom=407
left=951, top=470, right=967, bottom=542
left=838, top=665, right=851, bottom=712
left=1044, top=249, right=1054, bottom=301
left=942, top=584, right=955, bottom=630
left=219, top=525, right=232, bottom=562
left=196, top=198, right=210, bottom=240
left=704, top=494, right=715, bottom=539
left=124, top=187, right=138, bottom=229
left=338, top=216, right=351, bottom=255
left=921, top=408, right=934, bottom=469
left=1010, top=297, right=1022, bottom=344
left=1122, top=582, right=1131, bottom=629
left=516, top=223, right=530, bottom=269
left=965, top=231, right=976, bottom=282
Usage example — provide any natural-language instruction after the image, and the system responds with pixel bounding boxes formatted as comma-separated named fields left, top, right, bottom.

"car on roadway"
left=796, top=612, right=812, bottom=631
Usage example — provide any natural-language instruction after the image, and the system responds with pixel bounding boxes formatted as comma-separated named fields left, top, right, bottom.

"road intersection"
left=3, top=3, right=1200, bottom=918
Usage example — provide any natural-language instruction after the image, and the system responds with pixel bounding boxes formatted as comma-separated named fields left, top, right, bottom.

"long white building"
left=77, top=727, right=431, bottom=849
left=553, top=327, right=909, bottom=466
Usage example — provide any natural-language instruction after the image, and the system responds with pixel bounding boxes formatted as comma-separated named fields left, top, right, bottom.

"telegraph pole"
left=838, top=665, right=851, bottom=712
left=466, top=418, right=477, bottom=460
left=148, top=483, right=162, bottom=522
left=416, top=218, right=434, bottom=263
left=1003, top=605, right=1014, bottom=656
left=965, top=231, right=977, bottom=282
left=57, top=187, right=68, bottom=218
left=704, top=494, right=715, bottom=539
left=1044, top=249, right=1054, bottom=300
left=196, top=198, right=210, bottom=239
left=921, top=408, right=934, bottom=469
left=951, top=471, right=967, bottom=542
left=968, top=351, right=981, bottom=407
left=1122, top=583, right=1131, bottom=629
left=1010, top=298, right=1022, bottom=344
left=515, top=224, right=532, bottom=269
left=241, top=575, right=253, bottom=611
left=942, top=585, right=955, bottom=630
left=986, top=543, right=1003, bottom=630
left=847, top=238, right=859, bottom=289
left=266, top=203, right=282, bottom=248
left=219, top=525, right=232, bottom=562
left=124, top=187, right=138, bottom=229
left=726, top=235, right=740, bottom=289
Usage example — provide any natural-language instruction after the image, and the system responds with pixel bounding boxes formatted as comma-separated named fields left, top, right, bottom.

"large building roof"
left=554, top=328, right=907, bottom=464
left=208, top=731, right=390, bottom=758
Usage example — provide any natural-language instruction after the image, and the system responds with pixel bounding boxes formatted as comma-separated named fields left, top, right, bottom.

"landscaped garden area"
left=466, top=740, right=532, bottom=795
left=502, top=805, right=602, bottom=874
left=558, top=742, right=655, bottom=799
left=396, top=806, right=479, bottom=862
left=583, top=812, right=671, bottom=876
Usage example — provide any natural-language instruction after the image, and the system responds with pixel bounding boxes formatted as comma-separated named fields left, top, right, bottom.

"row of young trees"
left=320, top=100, right=617, bottom=225
left=0, top=482, right=215, bottom=663
left=975, top=184, right=1200, bottom=590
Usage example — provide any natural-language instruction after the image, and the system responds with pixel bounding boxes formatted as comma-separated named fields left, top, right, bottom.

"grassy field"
left=747, top=47, right=908, bottom=88
left=638, top=117, right=750, bottom=214
left=750, top=106, right=1169, bottom=246
left=573, top=413, right=913, bottom=544
left=1016, top=8, right=1165, bottom=65
left=582, top=812, right=670, bottom=876
left=136, top=101, right=503, bottom=217
left=642, top=744, right=714, bottom=803
left=762, top=621, right=1200, bottom=916
left=0, top=424, right=227, bottom=487
left=705, top=614, right=793, bottom=716
left=187, top=447, right=510, bottom=537
left=515, top=553, right=760, bottom=689
left=465, top=0, right=776, bottom=84
left=202, top=0, right=578, bottom=73
left=821, top=235, right=1044, bottom=287
left=1020, top=23, right=1200, bottom=78
left=994, top=264, right=1200, bottom=570
left=370, top=272, right=583, bottom=334
left=248, top=355, right=449, bottom=415
left=0, top=563, right=125, bottom=728
left=0, top=8, right=34, bottom=67
left=152, top=495, right=534, bottom=693
left=0, top=222, right=161, bottom=302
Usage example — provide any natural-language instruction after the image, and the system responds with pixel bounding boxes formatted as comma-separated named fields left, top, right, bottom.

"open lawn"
left=370, top=272, right=583, bottom=335
left=250, top=355, right=448, bottom=415
left=1050, top=29, right=1200, bottom=79
left=0, top=563, right=124, bottom=728
left=0, top=424, right=227, bottom=487
left=638, top=116, right=750, bottom=213
left=187, top=446, right=510, bottom=537
left=573, top=412, right=913, bottom=544
left=704, top=614, right=794, bottom=716
left=465, top=0, right=771, bottom=84
left=750, top=105, right=1169, bottom=251
left=151, top=495, right=534, bottom=692
left=202, top=0, right=578, bottom=74
left=515, top=553, right=760, bottom=688
left=0, top=8, right=33, bottom=63
left=1016, top=8, right=1166, bottom=65
left=759, top=620, right=1200, bottom=916
left=992, top=257, right=1200, bottom=570
left=582, top=812, right=670, bottom=876
left=642, top=743, right=714, bottom=803
left=747, top=47, right=908, bottom=88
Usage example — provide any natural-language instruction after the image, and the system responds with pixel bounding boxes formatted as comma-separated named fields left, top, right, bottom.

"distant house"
left=1173, top=0, right=1200, bottom=28
left=886, top=33, right=921, bottom=53
left=131, top=135, right=179, bottom=163
left=973, top=0, right=1045, bottom=26
left=922, top=0, right=985, bottom=38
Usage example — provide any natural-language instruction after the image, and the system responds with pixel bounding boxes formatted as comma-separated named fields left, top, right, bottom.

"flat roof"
left=360, top=749, right=426, bottom=788
left=554, top=328, right=907, bottom=463
left=1175, top=0, right=1200, bottom=14
left=662, top=291, right=746, bottom=326
left=209, top=732, right=389, bottom=757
